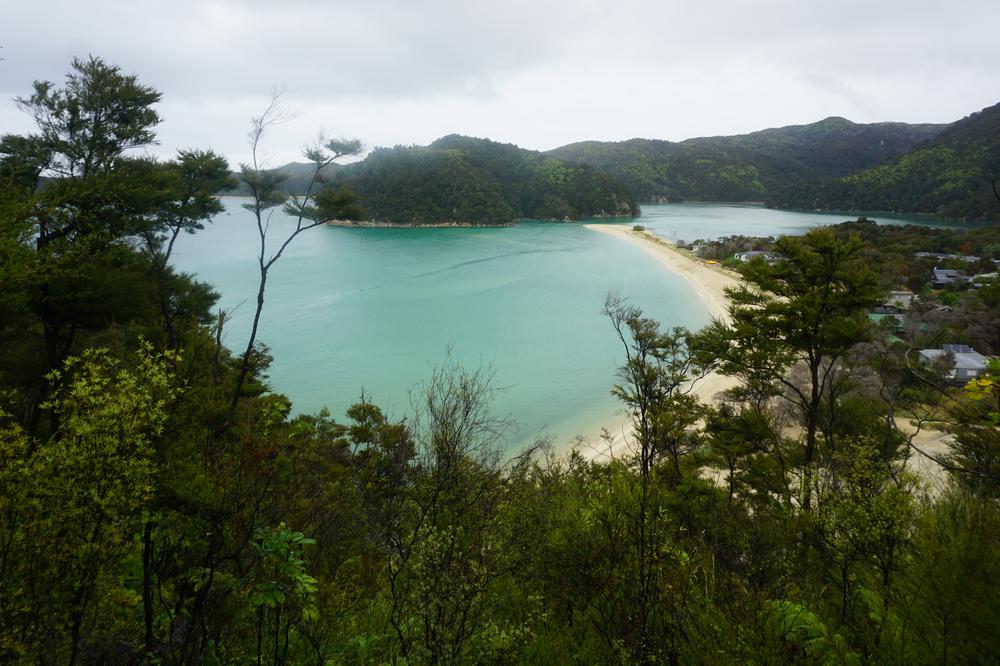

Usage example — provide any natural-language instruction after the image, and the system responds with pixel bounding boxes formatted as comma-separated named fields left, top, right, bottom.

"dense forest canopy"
left=236, top=135, right=639, bottom=226
left=771, top=102, right=1000, bottom=220
left=231, top=104, right=1000, bottom=224
left=1, top=58, right=1000, bottom=664
left=336, top=135, right=639, bottom=225
left=547, top=117, right=943, bottom=203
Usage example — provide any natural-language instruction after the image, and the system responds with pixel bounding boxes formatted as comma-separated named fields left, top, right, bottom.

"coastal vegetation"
left=2, top=58, right=1000, bottom=664
left=339, top=134, right=639, bottom=225
left=692, top=219, right=1000, bottom=355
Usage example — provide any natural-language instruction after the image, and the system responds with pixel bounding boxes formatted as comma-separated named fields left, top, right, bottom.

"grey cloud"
left=1, top=0, right=998, bottom=164
left=2, top=0, right=580, bottom=100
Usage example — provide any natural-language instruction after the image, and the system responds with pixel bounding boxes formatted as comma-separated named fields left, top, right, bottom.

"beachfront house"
left=869, top=312, right=905, bottom=333
left=734, top=250, right=782, bottom=263
left=918, top=344, right=990, bottom=380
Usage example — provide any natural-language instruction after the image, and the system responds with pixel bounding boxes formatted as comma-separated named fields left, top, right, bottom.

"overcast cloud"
left=2, top=0, right=998, bottom=166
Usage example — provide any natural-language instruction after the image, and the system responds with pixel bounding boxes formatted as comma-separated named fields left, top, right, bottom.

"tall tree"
left=227, top=98, right=364, bottom=426
left=0, top=57, right=230, bottom=433
left=694, top=228, right=883, bottom=509
left=137, top=149, right=235, bottom=347
left=604, top=293, right=705, bottom=662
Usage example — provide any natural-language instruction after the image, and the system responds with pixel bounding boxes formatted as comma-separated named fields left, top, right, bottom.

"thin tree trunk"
left=802, top=360, right=822, bottom=511
left=143, top=518, right=155, bottom=656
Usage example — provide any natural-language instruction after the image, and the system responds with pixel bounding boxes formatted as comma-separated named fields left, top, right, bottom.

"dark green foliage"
left=899, top=493, right=1000, bottom=662
left=0, top=57, right=229, bottom=434
left=15, top=55, right=162, bottom=179
left=3, top=58, right=1000, bottom=665
left=773, top=102, right=1000, bottom=220
left=342, top=145, right=515, bottom=225
left=338, top=134, right=639, bottom=225
left=548, top=116, right=942, bottom=203
left=694, top=228, right=884, bottom=510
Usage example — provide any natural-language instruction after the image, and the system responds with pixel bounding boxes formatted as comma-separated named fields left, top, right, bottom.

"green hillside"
left=230, top=161, right=343, bottom=197
left=336, top=135, right=639, bottom=225
left=771, top=102, right=1000, bottom=220
left=547, top=118, right=942, bottom=202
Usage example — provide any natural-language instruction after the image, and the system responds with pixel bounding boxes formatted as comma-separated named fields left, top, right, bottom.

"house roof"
left=734, top=250, right=782, bottom=262
left=919, top=347, right=989, bottom=371
left=916, top=252, right=981, bottom=263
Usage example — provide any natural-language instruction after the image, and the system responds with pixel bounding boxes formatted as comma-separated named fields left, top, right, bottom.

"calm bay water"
left=171, top=200, right=934, bottom=448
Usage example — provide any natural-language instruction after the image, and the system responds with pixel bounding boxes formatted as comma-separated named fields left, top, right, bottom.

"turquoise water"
left=631, top=203, right=956, bottom=244
left=170, top=200, right=935, bottom=448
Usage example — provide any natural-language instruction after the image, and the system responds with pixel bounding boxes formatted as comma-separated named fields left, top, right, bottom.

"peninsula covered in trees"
left=240, top=135, right=639, bottom=226
left=342, top=135, right=639, bottom=225
left=3, top=57, right=1000, bottom=664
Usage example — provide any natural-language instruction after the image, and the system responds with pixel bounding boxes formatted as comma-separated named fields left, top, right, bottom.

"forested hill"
left=770, top=102, right=1000, bottom=220
left=332, top=135, right=638, bottom=225
left=231, top=161, right=343, bottom=197
left=546, top=118, right=943, bottom=203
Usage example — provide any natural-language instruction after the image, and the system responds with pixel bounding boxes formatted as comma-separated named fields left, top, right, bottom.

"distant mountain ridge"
left=230, top=102, right=1000, bottom=223
left=770, top=102, right=1000, bottom=220
left=546, top=117, right=944, bottom=204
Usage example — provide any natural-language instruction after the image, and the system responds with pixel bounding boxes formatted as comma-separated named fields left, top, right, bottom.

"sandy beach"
left=577, top=224, right=741, bottom=459
left=578, top=224, right=952, bottom=490
left=585, top=224, right=741, bottom=323
left=584, top=223, right=742, bottom=406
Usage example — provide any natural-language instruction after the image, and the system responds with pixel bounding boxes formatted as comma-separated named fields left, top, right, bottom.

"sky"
left=2, top=0, right=998, bottom=167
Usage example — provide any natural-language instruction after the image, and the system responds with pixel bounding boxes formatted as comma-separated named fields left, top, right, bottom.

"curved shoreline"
left=583, top=224, right=741, bottom=323
left=576, top=224, right=953, bottom=489
left=571, top=224, right=743, bottom=459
